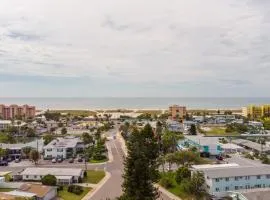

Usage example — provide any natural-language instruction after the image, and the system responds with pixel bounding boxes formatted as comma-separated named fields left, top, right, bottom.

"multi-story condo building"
left=43, top=136, right=84, bottom=159
left=0, top=104, right=36, bottom=120
left=242, top=104, right=270, bottom=119
left=169, top=105, right=187, bottom=120
left=192, top=164, right=270, bottom=197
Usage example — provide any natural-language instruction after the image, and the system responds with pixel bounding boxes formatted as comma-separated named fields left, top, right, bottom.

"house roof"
left=232, top=139, right=270, bottom=152
left=19, top=183, right=55, bottom=198
left=43, top=137, right=82, bottom=149
left=0, top=192, right=17, bottom=200
left=198, top=165, right=270, bottom=178
left=4, top=191, right=36, bottom=198
left=185, top=136, right=220, bottom=146
left=21, top=167, right=83, bottom=177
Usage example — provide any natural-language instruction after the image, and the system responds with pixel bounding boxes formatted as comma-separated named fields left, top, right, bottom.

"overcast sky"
left=0, top=0, right=269, bottom=97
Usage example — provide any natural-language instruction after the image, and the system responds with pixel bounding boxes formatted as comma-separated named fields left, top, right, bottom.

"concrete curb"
left=82, top=171, right=112, bottom=200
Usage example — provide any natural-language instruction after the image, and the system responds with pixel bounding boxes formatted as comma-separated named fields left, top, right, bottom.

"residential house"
left=192, top=164, right=270, bottom=198
left=178, top=135, right=222, bottom=156
left=43, top=136, right=84, bottom=159
left=20, top=167, right=84, bottom=185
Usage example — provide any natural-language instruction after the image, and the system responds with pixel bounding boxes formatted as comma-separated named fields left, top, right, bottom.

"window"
left=34, top=175, right=37, bottom=178
left=267, top=175, right=270, bottom=179
left=215, top=188, right=220, bottom=192
left=235, top=186, right=239, bottom=190
left=235, top=177, right=239, bottom=181
left=245, top=185, right=250, bottom=189
left=225, top=187, right=229, bottom=191
left=40, top=176, right=42, bottom=179
left=245, top=176, right=250, bottom=180
left=215, top=178, right=219, bottom=182
left=46, top=148, right=52, bottom=152
left=57, top=148, right=63, bottom=152
left=225, top=177, right=229, bottom=181
left=257, top=175, right=261, bottom=179
left=26, top=175, right=29, bottom=178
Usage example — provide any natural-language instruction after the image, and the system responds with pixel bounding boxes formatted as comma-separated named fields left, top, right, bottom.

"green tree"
left=61, top=127, right=67, bottom=135
left=161, top=130, right=183, bottom=154
left=173, top=150, right=200, bottom=166
left=0, top=148, right=8, bottom=158
left=29, top=149, right=40, bottom=165
left=43, top=134, right=54, bottom=145
left=189, top=124, right=197, bottom=135
left=22, top=147, right=32, bottom=159
left=41, top=174, right=57, bottom=186
left=185, top=171, right=208, bottom=199
left=120, top=124, right=159, bottom=200
left=175, top=166, right=191, bottom=184
left=82, top=132, right=94, bottom=145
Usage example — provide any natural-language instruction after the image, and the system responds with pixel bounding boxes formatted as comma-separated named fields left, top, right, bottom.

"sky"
left=0, top=0, right=270, bottom=97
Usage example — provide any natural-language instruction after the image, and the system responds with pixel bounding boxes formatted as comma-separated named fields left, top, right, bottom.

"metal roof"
left=198, top=165, right=270, bottom=178
left=21, top=167, right=83, bottom=177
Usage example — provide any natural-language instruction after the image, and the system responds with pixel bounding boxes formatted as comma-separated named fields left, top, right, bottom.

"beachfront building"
left=166, top=119, right=183, bottom=132
left=43, top=136, right=84, bottom=160
left=169, top=105, right=187, bottom=120
left=19, top=167, right=84, bottom=185
left=0, top=120, right=11, bottom=130
left=0, top=104, right=36, bottom=120
left=242, top=104, right=270, bottom=119
left=178, top=135, right=222, bottom=156
left=192, top=164, right=270, bottom=198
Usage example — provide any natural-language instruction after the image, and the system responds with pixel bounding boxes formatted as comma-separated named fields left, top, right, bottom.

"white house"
left=20, top=168, right=84, bottom=185
left=192, top=164, right=270, bottom=197
left=43, top=136, right=84, bottom=159
left=0, top=120, right=11, bottom=130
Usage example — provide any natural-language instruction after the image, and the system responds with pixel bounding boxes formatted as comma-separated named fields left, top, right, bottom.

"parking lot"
left=225, top=153, right=264, bottom=166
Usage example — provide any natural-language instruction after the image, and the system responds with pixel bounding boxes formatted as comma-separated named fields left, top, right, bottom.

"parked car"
left=7, top=158, right=12, bottom=162
left=68, top=158, right=74, bottom=163
left=216, top=155, right=223, bottom=161
left=15, top=158, right=21, bottom=163
left=57, top=158, right=63, bottom=163
left=51, top=158, right=56, bottom=163
left=0, top=161, right=8, bottom=166
left=77, top=158, right=83, bottom=162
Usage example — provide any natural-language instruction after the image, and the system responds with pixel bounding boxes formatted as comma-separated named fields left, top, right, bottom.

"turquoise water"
left=0, top=97, right=270, bottom=110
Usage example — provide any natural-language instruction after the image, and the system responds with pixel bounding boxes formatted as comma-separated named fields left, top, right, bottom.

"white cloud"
left=0, top=0, right=270, bottom=95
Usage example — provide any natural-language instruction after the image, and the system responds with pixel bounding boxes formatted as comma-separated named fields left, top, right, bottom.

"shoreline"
left=40, top=107, right=242, bottom=112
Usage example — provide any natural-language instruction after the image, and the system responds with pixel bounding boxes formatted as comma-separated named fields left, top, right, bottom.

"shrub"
left=175, top=167, right=191, bottom=184
left=41, top=174, right=57, bottom=186
left=68, top=185, right=83, bottom=195
left=57, top=185, right=63, bottom=191
left=160, top=177, right=173, bottom=189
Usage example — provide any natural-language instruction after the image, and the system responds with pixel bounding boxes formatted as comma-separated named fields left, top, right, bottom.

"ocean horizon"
left=0, top=97, right=270, bottom=110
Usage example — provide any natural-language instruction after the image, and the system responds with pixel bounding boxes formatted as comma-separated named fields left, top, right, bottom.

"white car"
left=51, top=158, right=56, bottom=163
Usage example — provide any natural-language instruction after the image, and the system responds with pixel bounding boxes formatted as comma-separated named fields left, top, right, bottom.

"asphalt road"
left=0, top=128, right=173, bottom=200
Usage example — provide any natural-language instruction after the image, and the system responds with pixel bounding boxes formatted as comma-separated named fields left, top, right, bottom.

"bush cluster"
left=67, top=185, right=83, bottom=195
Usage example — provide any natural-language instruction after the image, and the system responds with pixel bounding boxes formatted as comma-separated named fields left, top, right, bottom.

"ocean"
left=0, top=97, right=270, bottom=110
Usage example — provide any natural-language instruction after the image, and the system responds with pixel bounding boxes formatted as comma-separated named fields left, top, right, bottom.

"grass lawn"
left=58, top=187, right=91, bottom=200
left=203, top=127, right=240, bottom=136
left=159, top=172, right=195, bottom=200
left=83, top=170, right=106, bottom=184
left=0, top=188, right=14, bottom=192
left=89, top=158, right=108, bottom=164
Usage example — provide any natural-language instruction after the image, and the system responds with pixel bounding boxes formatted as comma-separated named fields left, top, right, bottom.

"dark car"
left=0, top=161, right=8, bottom=166
left=7, top=158, right=12, bottom=162
left=216, top=155, right=223, bottom=161
left=57, top=158, right=63, bottom=163
left=77, top=158, right=83, bottom=162
left=68, top=158, right=74, bottom=163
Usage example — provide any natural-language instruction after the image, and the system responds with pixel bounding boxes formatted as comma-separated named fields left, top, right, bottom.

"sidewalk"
left=81, top=172, right=111, bottom=200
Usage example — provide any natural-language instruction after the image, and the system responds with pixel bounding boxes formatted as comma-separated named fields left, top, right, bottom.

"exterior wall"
left=169, top=105, right=187, bottom=120
left=44, top=147, right=68, bottom=159
left=207, top=174, right=270, bottom=197
left=0, top=105, right=35, bottom=120
left=23, top=174, right=43, bottom=181
left=0, top=121, right=11, bottom=130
